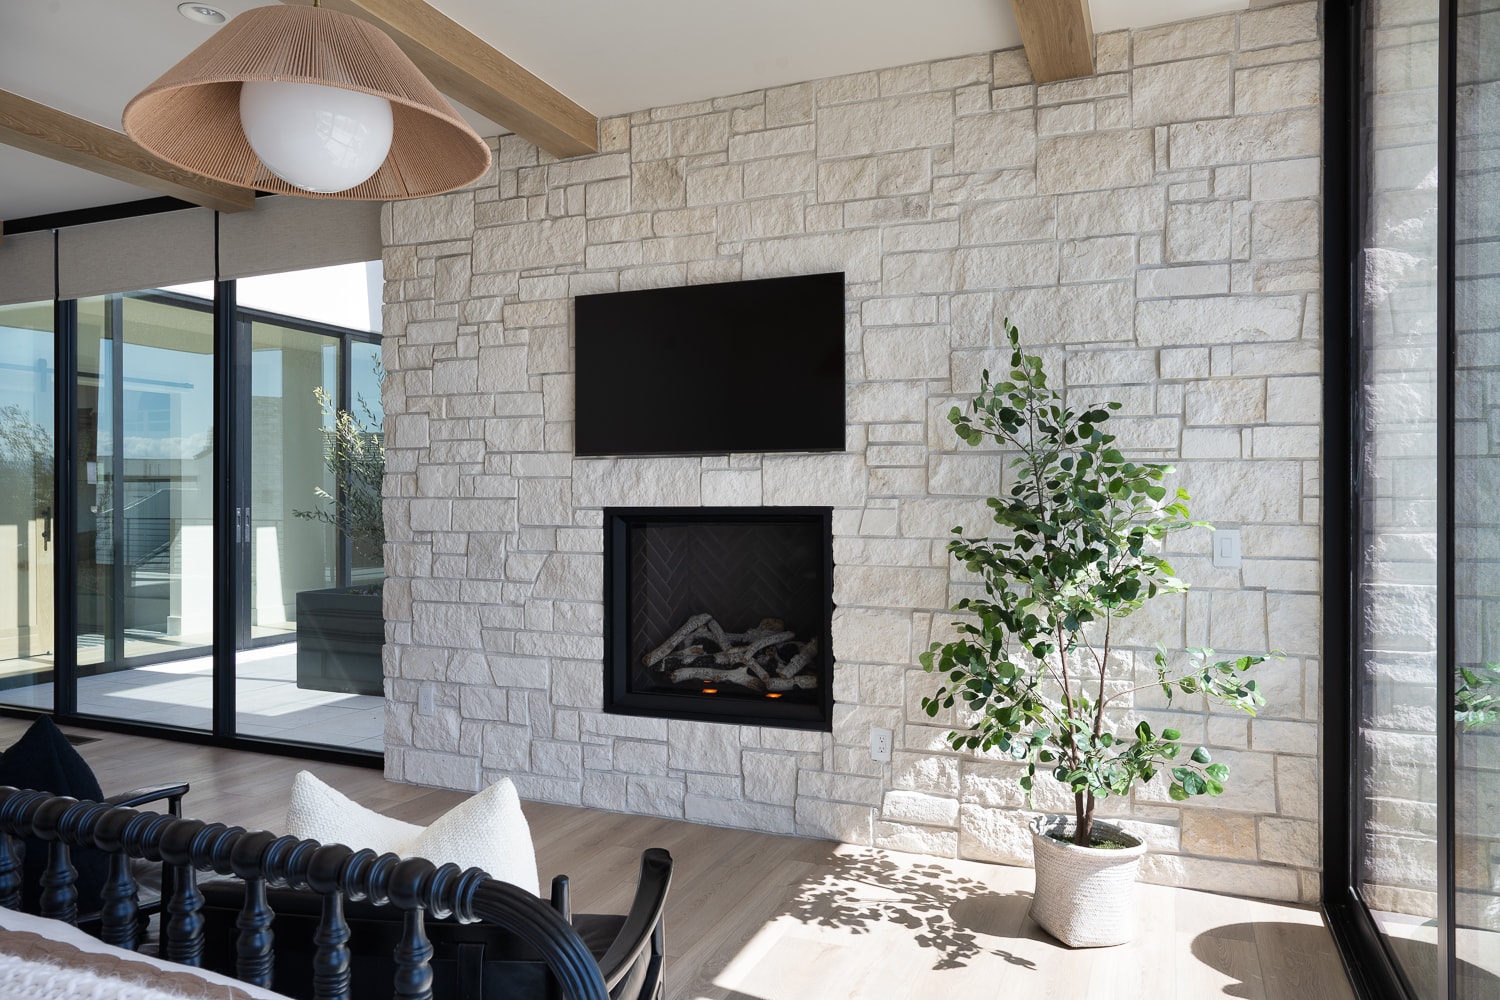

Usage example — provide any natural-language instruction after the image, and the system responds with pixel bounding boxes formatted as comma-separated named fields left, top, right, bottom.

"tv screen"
left=573, top=272, right=846, bottom=458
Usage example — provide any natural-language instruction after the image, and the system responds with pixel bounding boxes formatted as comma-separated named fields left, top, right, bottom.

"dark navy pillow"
left=0, top=716, right=108, bottom=913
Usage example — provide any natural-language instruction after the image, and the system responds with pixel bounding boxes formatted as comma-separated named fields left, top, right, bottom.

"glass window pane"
left=1454, top=0, right=1500, bottom=991
left=247, top=321, right=339, bottom=640
left=236, top=261, right=383, bottom=333
left=74, top=290, right=215, bottom=729
left=235, top=263, right=383, bottom=753
left=1355, top=1, right=1442, bottom=994
left=349, top=339, right=384, bottom=587
left=0, top=301, right=56, bottom=708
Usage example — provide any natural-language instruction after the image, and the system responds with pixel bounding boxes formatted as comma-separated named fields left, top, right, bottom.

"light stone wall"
left=379, top=1, right=1324, bottom=903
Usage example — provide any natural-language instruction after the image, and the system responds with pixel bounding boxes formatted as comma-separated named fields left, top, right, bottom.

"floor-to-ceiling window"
left=1332, top=1, right=1500, bottom=996
left=0, top=204, right=385, bottom=759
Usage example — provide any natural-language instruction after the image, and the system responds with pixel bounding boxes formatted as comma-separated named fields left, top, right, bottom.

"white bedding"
left=0, top=908, right=292, bottom=1000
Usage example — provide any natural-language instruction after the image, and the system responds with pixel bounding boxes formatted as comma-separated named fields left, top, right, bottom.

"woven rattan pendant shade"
left=122, top=4, right=490, bottom=200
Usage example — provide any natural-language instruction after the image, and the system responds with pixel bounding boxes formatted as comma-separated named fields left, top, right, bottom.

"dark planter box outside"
left=295, top=587, right=384, bottom=696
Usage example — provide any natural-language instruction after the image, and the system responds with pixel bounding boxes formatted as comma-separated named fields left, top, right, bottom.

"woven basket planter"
left=1028, top=816, right=1147, bottom=948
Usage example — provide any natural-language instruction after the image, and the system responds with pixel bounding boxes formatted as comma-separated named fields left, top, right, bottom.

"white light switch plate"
left=1213, top=528, right=1242, bottom=569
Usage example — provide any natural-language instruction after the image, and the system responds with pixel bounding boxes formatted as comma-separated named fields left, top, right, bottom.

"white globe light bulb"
left=239, top=80, right=394, bottom=194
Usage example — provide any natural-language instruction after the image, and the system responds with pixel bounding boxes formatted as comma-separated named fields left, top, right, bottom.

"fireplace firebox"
left=602, top=507, right=834, bottom=730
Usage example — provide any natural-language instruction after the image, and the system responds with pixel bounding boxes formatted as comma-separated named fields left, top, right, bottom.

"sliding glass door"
left=1332, top=1, right=1500, bottom=996
left=232, top=263, right=384, bottom=751
left=0, top=263, right=384, bottom=754
left=1352, top=0, right=1442, bottom=991
left=1451, top=0, right=1500, bottom=988
left=72, top=289, right=216, bottom=728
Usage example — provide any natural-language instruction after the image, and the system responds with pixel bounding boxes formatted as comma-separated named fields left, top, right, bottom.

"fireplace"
left=602, top=507, right=834, bottom=730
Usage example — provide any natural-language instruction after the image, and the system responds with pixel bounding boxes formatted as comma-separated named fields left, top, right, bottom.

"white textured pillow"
left=285, top=770, right=422, bottom=853
left=282, top=770, right=539, bottom=896
left=408, top=777, right=538, bottom=896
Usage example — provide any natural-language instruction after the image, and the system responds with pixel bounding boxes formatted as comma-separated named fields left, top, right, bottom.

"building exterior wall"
left=379, top=1, right=1325, bottom=903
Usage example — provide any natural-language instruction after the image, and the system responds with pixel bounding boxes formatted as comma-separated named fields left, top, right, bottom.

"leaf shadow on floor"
left=777, top=850, right=1040, bottom=971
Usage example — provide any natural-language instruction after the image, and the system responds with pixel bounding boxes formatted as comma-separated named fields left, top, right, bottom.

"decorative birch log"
left=647, top=614, right=820, bottom=691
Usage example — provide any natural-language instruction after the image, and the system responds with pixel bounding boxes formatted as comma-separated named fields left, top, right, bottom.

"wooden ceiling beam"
left=282, top=0, right=598, bottom=158
left=0, top=89, right=255, bottom=213
left=1009, top=0, right=1095, bottom=84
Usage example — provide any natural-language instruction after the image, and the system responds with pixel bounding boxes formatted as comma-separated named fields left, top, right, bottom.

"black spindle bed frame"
left=0, top=786, right=639, bottom=1000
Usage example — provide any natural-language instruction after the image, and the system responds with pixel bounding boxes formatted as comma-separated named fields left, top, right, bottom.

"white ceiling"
left=0, top=0, right=1246, bottom=223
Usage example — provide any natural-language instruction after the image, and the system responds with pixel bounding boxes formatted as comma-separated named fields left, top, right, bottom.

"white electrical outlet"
left=1213, top=528, right=1242, bottom=568
left=417, top=683, right=435, bottom=716
left=870, top=727, right=892, bottom=763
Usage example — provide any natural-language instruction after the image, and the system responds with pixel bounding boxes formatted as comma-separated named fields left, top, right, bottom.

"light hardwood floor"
left=6, top=720, right=1358, bottom=1000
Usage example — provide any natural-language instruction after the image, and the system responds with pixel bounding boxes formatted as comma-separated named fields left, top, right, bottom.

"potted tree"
left=293, top=381, right=385, bottom=696
left=920, top=321, right=1270, bottom=948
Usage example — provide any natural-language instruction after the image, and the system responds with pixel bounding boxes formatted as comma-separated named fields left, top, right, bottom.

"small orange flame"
left=702, top=688, right=718, bottom=694
left=766, top=692, right=783, bottom=699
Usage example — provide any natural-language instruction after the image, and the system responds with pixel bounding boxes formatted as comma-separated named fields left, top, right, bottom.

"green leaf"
left=1190, top=746, right=1212, bottom=764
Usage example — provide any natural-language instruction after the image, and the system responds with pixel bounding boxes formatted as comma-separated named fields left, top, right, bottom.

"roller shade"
left=219, top=195, right=382, bottom=280
left=0, top=230, right=55, bottom=306
left=57, top=207, right=215, bottom=300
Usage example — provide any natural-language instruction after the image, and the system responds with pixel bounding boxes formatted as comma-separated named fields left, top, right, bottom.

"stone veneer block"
left=1131, top=56, right=1234, bottom=126
left=1169, top=110, right=1321, bottom=169
left=816, top=94, right=956, bottom=159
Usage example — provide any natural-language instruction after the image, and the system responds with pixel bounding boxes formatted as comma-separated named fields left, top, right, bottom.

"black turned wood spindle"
left=238, top=878, right=275, bottom=987
left=230, top=830, right=277, bottom=988
left=196, top=821, right=244, bottom=878
left=0, top=790, right=48, bottom=911
left=35, top=797, right=79, bottom=925
left=94, top=806, right=142, bottom=951
left=307, top=844, right=356, bottom=1000
left=312, top=890, right=351, bottom=1000
left=394, top=906, right=434, bottom=1000
left=100, top=852, right=140, bottom=949
left=389, top=858, right=438, bottom=1000
left=260, top=834, right=321, bottom=892
left=160, top=818, right=209, bottom=967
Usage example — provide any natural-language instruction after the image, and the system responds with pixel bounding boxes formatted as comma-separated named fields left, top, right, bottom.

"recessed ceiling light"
left=177, top=3, right=226, bottom=26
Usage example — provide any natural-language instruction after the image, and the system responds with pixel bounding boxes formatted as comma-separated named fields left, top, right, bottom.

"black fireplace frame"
left=601, top=506, right=835, bottom=731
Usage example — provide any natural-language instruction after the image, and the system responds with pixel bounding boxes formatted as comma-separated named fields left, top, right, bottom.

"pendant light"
left=122, top=3, right=490, bottom=200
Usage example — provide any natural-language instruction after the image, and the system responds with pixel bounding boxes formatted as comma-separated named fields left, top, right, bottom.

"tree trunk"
left=1073, top=790, right=1093, bottom=847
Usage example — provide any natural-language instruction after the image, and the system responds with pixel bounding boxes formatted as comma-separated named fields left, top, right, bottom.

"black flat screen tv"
left=573, top=272, right=846, bottom=457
